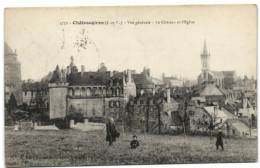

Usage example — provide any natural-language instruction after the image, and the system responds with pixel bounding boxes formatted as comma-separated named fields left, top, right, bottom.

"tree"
left=97, top=63, right=107, bottom=72
left=7, top=93, right=17, bottom=116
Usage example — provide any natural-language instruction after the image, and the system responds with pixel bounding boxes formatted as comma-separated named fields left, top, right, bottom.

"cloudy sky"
left=5, top=5, right=257, bottom=81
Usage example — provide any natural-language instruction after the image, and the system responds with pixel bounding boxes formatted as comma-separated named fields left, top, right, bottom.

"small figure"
left=216, top=129, right=224, bottom=150
left=106, top=117, right=120, bottom=146
left=130, top=135, right=139, bottom=149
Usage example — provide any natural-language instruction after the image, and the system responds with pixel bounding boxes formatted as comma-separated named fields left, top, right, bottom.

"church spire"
left=203, top=40, right=208, bottom=55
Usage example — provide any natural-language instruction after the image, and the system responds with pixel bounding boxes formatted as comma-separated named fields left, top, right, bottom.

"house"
left=237, top=97, right=257, bottom=119
left=194, top=83, right=225, bottom=105
left=162, top=73, right=183, bottom=87
left=223, top=119, right=251, bottom=138
left=21, top=81, right=49, bottom=108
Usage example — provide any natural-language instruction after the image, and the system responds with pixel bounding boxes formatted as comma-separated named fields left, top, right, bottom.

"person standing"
left=106, top=117, right=120, bottom=146
left=216, top=129, right=224, bottom=150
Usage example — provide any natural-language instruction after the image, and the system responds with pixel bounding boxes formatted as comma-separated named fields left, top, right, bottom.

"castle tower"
left=4, top=42, right=22, bottom=104
left=48, top=65, right=69, bottom=119
left=200, top=40, right=210, bottom=80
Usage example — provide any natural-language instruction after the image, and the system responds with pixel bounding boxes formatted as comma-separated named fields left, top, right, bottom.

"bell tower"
left=200, top=40, right=210, bottom=80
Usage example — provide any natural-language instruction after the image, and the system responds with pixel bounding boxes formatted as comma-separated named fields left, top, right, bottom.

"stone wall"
left=68, top=98, right=104, bottom=118
left=49, top=87, right=68, bottom=119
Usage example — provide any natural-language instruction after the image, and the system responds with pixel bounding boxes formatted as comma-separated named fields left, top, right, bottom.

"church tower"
left=200, top=40, right=210, bottom=80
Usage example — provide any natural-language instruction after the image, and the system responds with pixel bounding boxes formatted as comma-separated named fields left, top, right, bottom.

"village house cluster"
left=4, top=41, right=257, bottom=137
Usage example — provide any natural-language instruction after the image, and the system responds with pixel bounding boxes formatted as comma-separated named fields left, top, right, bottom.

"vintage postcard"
left=4, top=5, right=257, bottom=167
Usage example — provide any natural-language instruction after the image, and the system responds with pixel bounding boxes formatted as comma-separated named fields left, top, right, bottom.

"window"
left=109, top=101, right=114, bottom=108
left=115, top=88, right=120, bottom=96
left=31, top=91, right=33, bottom=97
left=25, top=91, right=27, bottom=96
left=115, top=101, right=120, bottom=108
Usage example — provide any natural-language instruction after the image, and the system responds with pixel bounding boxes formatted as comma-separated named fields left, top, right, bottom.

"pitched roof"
left=132, top=73, right=154, bottom=88
left=163, top=76, right=177, bottom=85
left=209, top=71, right=224, bottom=78
left=151, top=77, right=164, bottom=85
left=221, top=71, right=236, bottom=77
left=4, top=42, right=16, bottom=55
left=198, top=84, right=224, bottom=96
left=204, top=106, right=234, bottom=118
left=22, top=82, right=48, bottom=91
left=68, top=71, right=110, bottom=86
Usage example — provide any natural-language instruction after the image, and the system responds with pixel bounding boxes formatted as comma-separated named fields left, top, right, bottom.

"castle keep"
left=48, top=56, right=137, bottom=120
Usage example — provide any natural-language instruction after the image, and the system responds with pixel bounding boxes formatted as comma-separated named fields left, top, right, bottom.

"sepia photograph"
left=4, top=5, right=258, bottom=167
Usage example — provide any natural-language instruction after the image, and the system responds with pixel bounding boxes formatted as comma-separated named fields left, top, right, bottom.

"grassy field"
left=5, top=127, right=257, bottom=167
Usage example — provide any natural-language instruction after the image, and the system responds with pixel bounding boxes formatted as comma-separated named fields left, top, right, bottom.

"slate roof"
left=151, top=77, right=164, bottom=85
left=68, top=71, right=110, bottom=86
left=5, top=42, right=16, bottom=55
left=225, top=119, right=249, bottom=133
left=209, top=71, right=224, bottom=78
left=221, top=71, right=236, bottom=77
left=204, top=106, right=234, bottom=118
left=163, top=76, right=177, bottom=85
left=197, top=84, right=224, bottom=96
left=22, top=82, right=48, bottom=91
left=132, top=73, right=154, bottom=88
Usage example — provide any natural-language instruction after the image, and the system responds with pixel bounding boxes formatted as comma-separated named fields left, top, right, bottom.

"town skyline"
left=5, top=6, right=257, bottom=81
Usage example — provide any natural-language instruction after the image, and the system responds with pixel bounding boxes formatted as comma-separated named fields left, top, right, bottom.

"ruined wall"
left=49, top=87, right=67, bottom=119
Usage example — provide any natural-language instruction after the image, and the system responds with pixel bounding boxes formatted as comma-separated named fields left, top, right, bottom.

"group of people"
left=106, top=117, right=224, bottom=150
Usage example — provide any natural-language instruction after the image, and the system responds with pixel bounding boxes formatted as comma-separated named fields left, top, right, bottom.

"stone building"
left=126, top=88, right=178, bottom=133
left=4, top=42, right=22, bottom=105
left=194, top=83, right=225, bottom=105
left=48, top=57, right=136, bottom=121
left=197, top=41, right=237, bottom=89
left=21, top=81, right=49, bottom=108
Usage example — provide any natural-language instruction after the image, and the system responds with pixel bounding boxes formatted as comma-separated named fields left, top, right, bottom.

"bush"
left=66, top=112, right=85, bottom=124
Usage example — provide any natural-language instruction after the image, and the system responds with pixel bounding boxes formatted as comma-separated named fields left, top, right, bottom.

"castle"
left=198, top=41, right=237, bottom=89
left=48, top=56, right=161, bottom=120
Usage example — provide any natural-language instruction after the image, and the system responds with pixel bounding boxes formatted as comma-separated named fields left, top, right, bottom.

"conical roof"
left=5, top=42, right=16, bottom=55
left=49, top=65, right=67, bottom=83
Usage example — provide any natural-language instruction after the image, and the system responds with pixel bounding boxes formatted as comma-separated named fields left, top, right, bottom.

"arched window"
left=115, top=87, right=120, bottom=96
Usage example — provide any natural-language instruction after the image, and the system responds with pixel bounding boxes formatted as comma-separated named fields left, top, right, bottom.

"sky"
left=5, top=5, right=257, bottom=81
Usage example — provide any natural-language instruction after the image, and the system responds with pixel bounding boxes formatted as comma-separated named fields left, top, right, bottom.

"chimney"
left=152, top=89, right=155, bottom=95
left=167, top=88, right=171, bottom=103
left=123, top=73, right=126, bottom=86
left=81, top=65, right=85, bottom=76
left=127, top=69, right=132, bottom=83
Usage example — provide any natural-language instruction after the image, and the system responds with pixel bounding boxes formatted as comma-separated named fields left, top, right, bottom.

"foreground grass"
left=5, top=128, right=257, bottom=167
